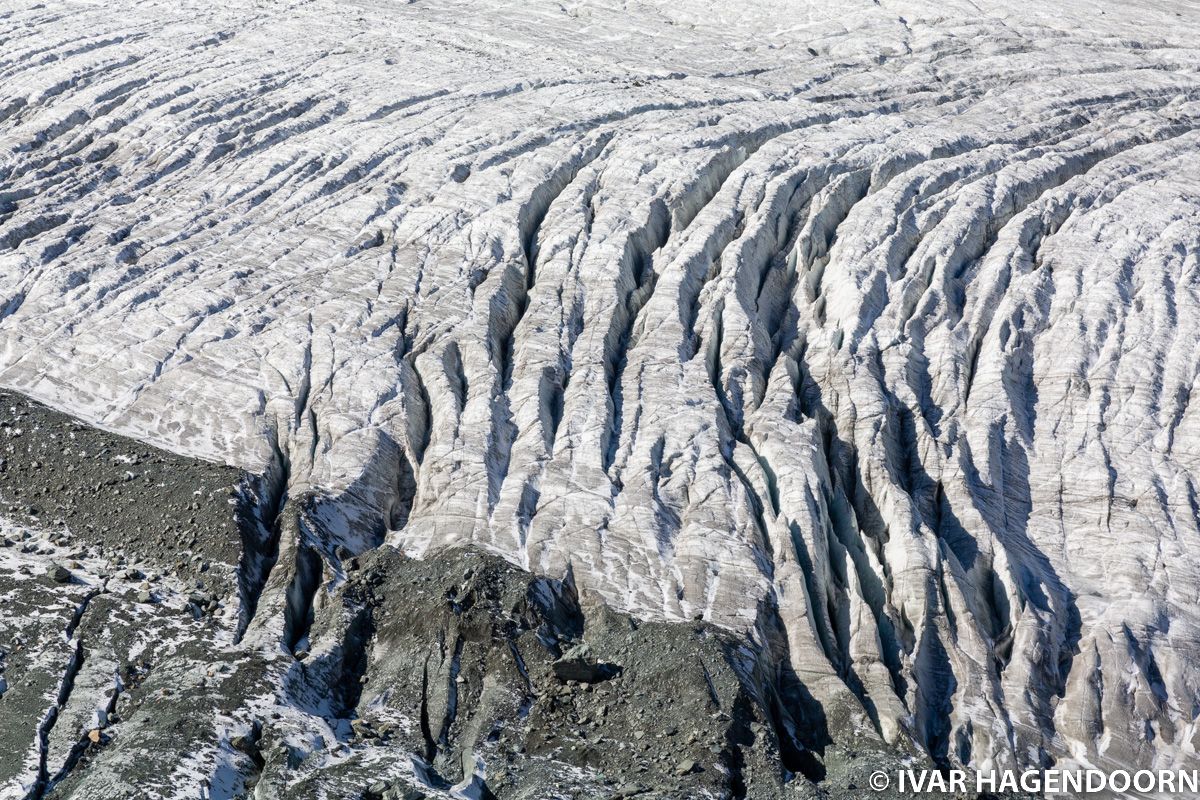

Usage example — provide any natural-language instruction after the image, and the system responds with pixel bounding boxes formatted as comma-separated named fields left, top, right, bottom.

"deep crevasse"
left=2, top=0, right=1199, bottom=779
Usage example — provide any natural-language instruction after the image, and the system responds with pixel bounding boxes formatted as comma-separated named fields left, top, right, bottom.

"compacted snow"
left=2, top=0, right=1200, bottom=790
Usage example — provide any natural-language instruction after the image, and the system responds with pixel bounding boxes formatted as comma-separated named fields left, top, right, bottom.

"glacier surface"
left=2, top=0, right=1200, bottom=789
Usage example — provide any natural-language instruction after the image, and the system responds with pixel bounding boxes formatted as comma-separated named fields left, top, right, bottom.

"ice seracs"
left=2, top=0, right=1200, bottom=789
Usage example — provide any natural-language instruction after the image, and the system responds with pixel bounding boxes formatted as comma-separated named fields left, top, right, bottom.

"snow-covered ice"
left=2, top=0, right=1200, bottom=784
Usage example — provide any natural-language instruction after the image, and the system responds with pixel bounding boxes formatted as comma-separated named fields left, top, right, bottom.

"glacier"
left=1, top=0, right=1200, bottom=796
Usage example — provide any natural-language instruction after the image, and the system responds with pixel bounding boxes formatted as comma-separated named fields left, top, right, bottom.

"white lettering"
left=1062, top=769, right=1083, bottom=795
left=1133, top=771, right=1154, bottom=793
left=897, top=768, right=1200, bottom=795
left=1042, top=769, right=1060, bottom=794
left=1110, top=770, right=1130, bottom=793
left=948, top=771, right=966, bottom=792
left=1019, top=770, right=1040, bottom=793
left=1159, top=770, right=1176, bottom=793
left=976, top=771, right=996, bottom=792
left=1181, top=770, right=1198, bottom=793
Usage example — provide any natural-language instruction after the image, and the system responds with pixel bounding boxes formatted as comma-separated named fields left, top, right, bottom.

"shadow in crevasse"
left=751, top=594, right=832, bottom=784
left=789, top=340, right=1080, bottom=771
left=891, top=374, right=1080, bottom=770
left=792, top=369, right=910, bottom=702
left=961, top=432, right=1082, bottom=764
left=895, top=382, right=1081, bottom=769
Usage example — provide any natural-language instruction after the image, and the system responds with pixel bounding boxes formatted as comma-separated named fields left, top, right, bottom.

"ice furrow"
left=23, top=587, right=101, bottom=800
left=2, top=0, right=1200, bottom=788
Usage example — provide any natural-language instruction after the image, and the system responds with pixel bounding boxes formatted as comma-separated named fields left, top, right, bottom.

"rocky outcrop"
left=2, top=0, right=1200, bottom=794
left=0, top=392, right=938, bottom=799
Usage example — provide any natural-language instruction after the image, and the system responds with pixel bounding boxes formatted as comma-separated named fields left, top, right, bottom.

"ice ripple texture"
left=2, top=0, right=1200, bottom=778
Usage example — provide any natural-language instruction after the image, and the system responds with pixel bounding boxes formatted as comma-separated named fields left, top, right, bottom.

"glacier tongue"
left=2, top=0, right=1200, bottom=781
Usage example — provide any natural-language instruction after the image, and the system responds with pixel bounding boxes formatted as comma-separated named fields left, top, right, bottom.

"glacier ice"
left=1, top=0, right=1200, bottom=789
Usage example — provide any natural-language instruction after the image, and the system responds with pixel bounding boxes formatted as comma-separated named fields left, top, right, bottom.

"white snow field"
left=2, top=0, right=1200, bottom=785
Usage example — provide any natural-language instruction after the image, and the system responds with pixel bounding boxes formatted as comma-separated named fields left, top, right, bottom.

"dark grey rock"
left=0, top=389, right=956, bottom=800
left=551, top=642, right=621, bottom=683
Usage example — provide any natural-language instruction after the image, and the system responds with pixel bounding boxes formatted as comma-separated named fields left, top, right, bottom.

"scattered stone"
left=551, top=642, right=621, bottom=683
left=675, top=758, right=697, bottom=776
